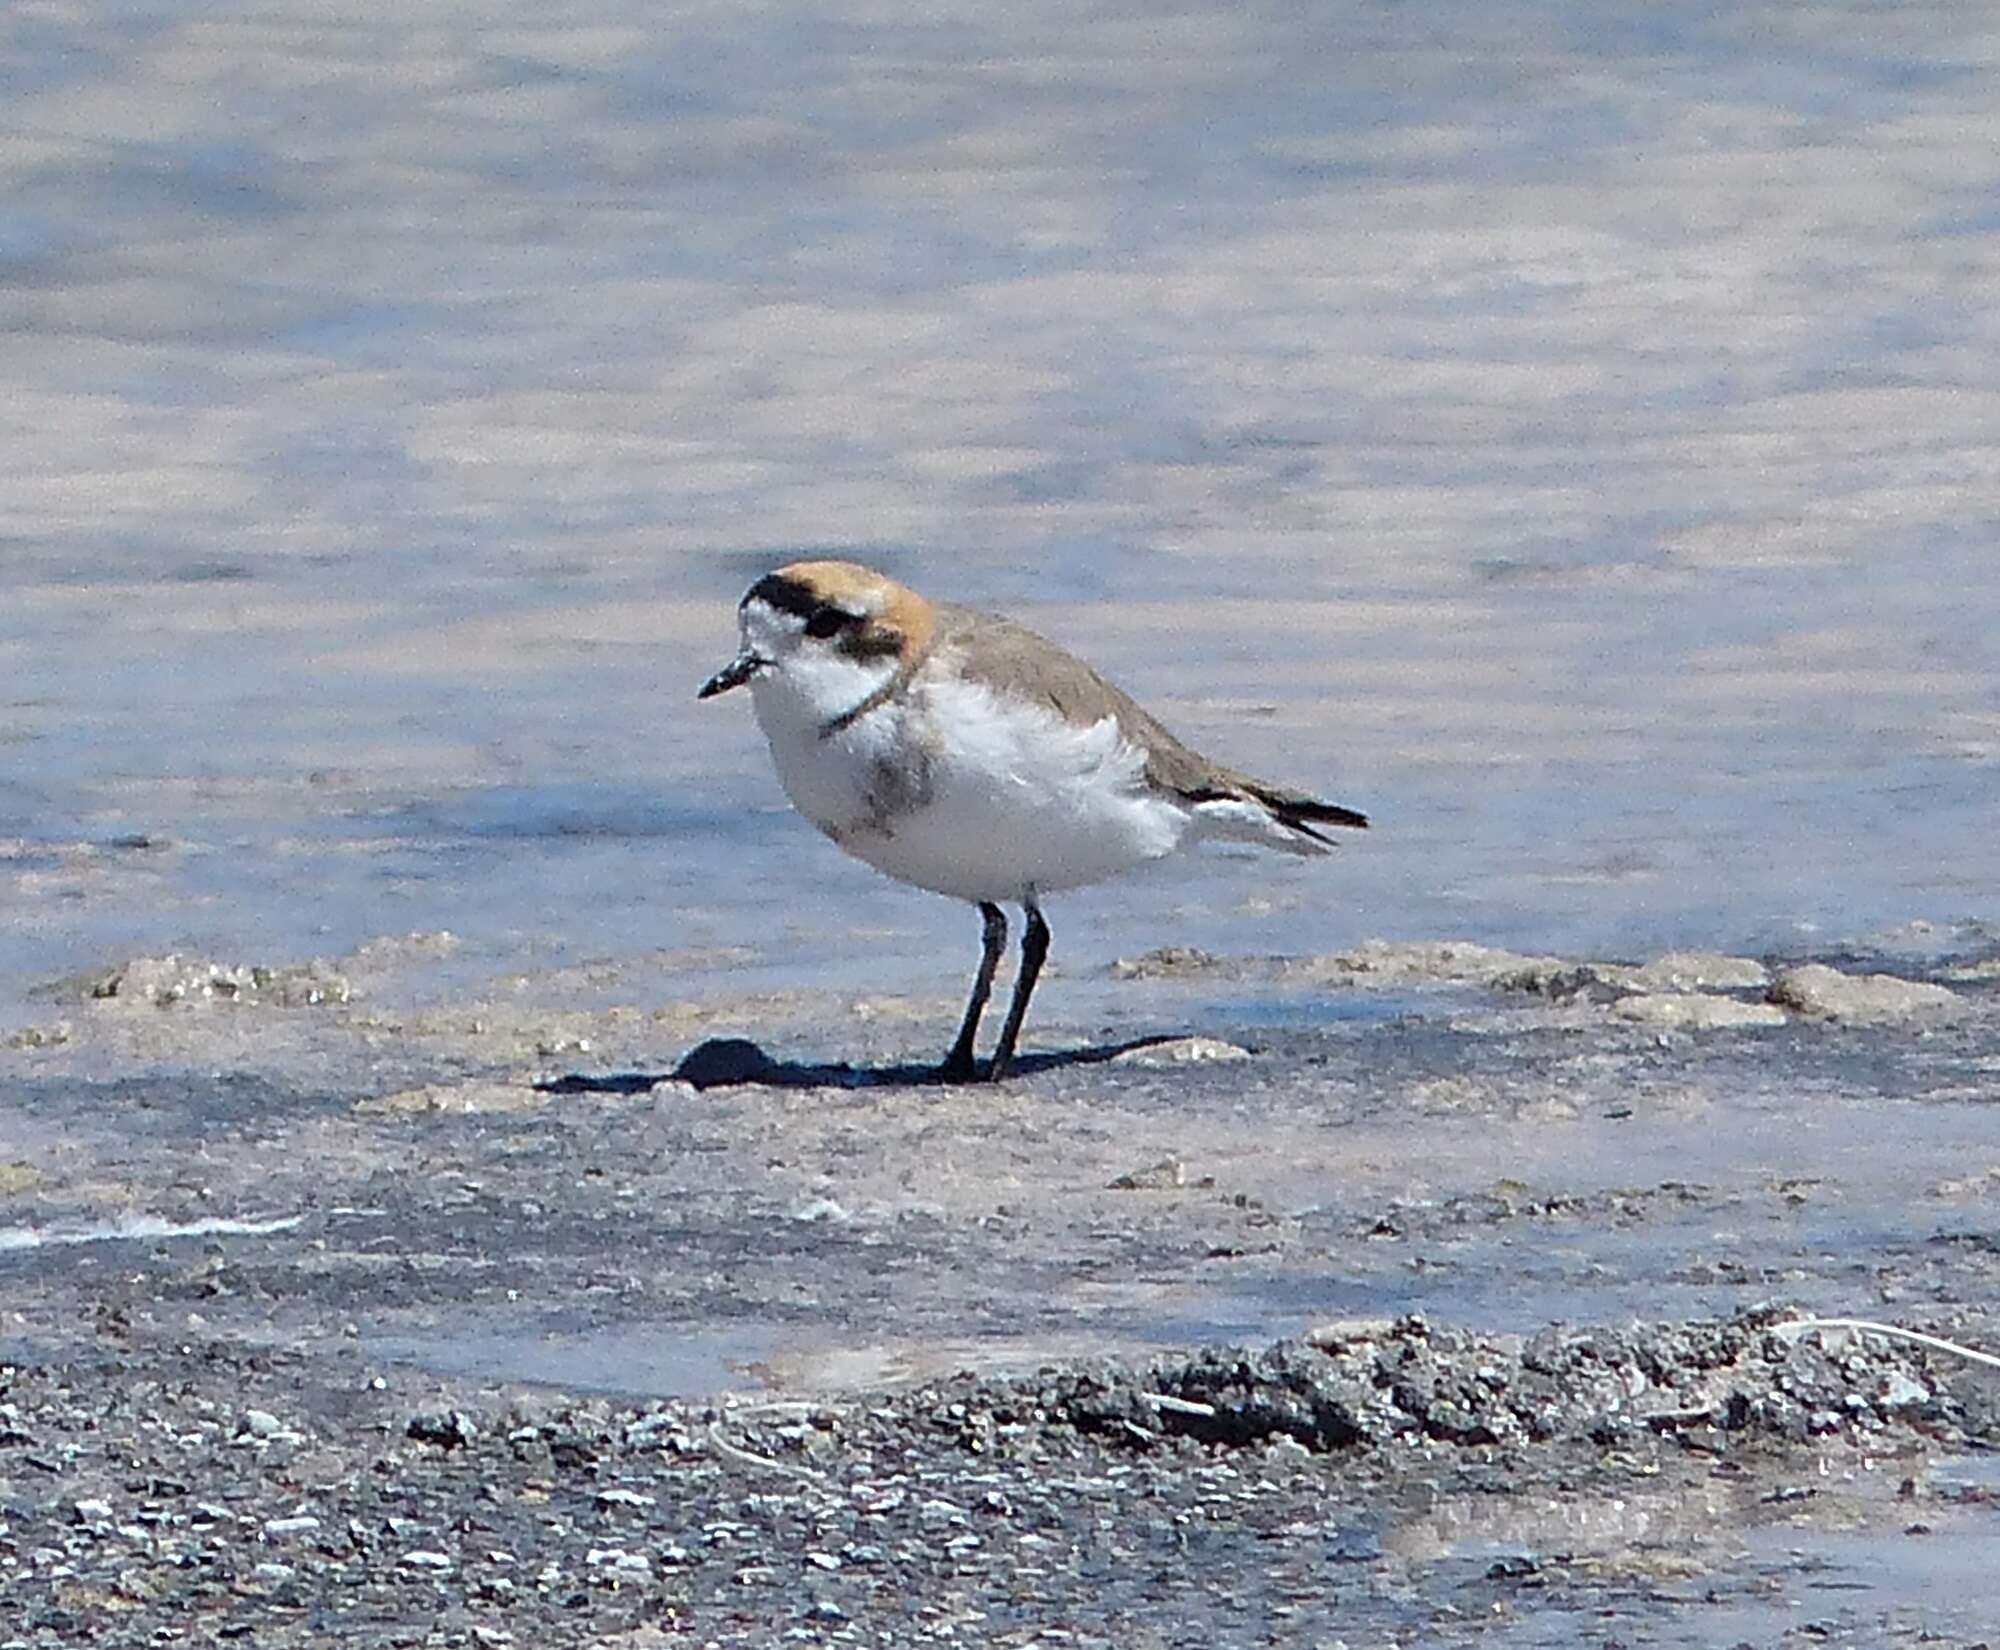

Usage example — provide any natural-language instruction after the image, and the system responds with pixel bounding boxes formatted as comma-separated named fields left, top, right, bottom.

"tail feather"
left=1182, top=781, right=1369, bottom=856
left=1259, top=790, right=1370, bottom=845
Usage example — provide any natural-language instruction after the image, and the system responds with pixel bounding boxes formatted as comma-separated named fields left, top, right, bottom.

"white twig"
left=1137, top=1392, right=1218, bottom=1418
left=1774, top=1317, right=2000, bottom=1374
left=705, top=1422, right=826, bottom=1483
left=723, top=1399, right=841, bottom=1420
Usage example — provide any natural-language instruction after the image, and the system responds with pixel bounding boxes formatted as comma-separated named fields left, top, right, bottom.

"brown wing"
left=933, top=603, right=1368, bottom=839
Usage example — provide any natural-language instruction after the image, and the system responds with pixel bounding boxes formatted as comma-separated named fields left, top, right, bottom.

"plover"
left=700, top=561, right=1367, bottom=1081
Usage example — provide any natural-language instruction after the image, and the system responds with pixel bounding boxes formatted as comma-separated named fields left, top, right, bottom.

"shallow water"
left=4, top=1, right=1999, bottom=1030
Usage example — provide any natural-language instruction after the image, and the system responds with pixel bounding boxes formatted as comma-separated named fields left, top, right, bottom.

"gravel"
left=2, top=1308, right=1994, bottom=1646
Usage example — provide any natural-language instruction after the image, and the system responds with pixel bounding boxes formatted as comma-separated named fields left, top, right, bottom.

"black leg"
left=987, top=895, right=1049, bottom=1082
left=938, top=901, right=1007, bottom=1082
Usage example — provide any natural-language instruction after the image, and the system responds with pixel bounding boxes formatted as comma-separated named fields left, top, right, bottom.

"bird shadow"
left=535, top=1033, right=1185, bottom=1095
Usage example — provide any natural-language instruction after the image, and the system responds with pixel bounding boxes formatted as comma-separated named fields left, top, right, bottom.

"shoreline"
left=3, top=934, right=1998, bottom=1641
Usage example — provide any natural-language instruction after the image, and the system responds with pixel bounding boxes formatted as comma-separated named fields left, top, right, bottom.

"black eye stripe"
left=745, top=575, right=866, bottom=641
left=804, top=604, right=860, bottom=639
left=744, top=573, right=820, bottom=620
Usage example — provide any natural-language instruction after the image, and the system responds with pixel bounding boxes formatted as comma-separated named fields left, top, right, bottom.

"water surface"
left=2, top=1, right=1996, bottom=1020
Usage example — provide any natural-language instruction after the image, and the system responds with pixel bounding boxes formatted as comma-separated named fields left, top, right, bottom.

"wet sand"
left=4, top=934, right=1999, bottom=1643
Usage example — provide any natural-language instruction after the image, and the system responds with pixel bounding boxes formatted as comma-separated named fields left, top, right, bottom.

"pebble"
left=406, top=1410, right=480, bottom=1449
left=358, top=1082, right=544, bottom=1116
left=79, top=953, right=352, bottom=1008
left=0, top=1284, right=1988, bottom=1645
left=1768, top=964, right=1964, bottom=1024
left=1602, top=951, right=1771, bottom=992
left=1111, top=1036, right=1251, bottom=1066
left=1879, top=1371, right=1932, bottom=1411
left=1109, top=946, right=1226, bottom=980
left=1297, top=940, right=1569, bottom=987
left=1108, top=1157, right=1189, bottom=1191
left=673, top=1037, right=783, bottom=1087
left=1611, top=993, right=1789, bottom=1030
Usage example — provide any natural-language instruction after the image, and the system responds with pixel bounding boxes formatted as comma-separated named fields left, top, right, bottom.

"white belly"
left=750, top=673, right=1190, bottom=902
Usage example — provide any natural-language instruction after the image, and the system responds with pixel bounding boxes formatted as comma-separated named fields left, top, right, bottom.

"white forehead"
left=740, top=594, right=803, bottom=646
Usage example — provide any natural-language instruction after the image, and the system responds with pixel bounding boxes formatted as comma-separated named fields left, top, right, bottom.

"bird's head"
left=698, top=560, right=936, bottom=713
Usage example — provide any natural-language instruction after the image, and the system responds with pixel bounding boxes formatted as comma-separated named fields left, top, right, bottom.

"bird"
left=699, top=560, right=1367, bottom=1081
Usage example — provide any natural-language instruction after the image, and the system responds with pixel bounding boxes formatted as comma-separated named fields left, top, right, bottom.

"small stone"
left=1942, top=956, right=2000, bottom=982
left=673, top=1037, right=781, bottom=1087
left=1108, top=1158, right=1187, bottom=1191
left=1611, top=994, right=1788, bottom=1030
left=623, top=1414, right=684, bottom=1448
left=399, top=1550, right=455, bottom=1571
left=1603, top=951, right=1770, bottom=992
left=254, top=960, right=354, bottom=1007
left=1110, top=946, right=1224, bottom=980
left=1111, top=1036, right=1250, bottom=1067
left=595, top=1487, right=656, bottom=1509
left=349, top=930, right=461, bottom=964
left=1878, top=1371, right=1930, bottom=1411
left=76, top=953, right=351, bottom=1007
left=1768, top=965, right=1963, bottom=1024
left=262, top=1515, right=321, bottom=1538
left=805, top=1551, right=841, bottom=1571
left=71, top=1499, right=113, bottom=1525
left=1293, top=940, right=1569, bottom=988
left=358, top=1083, right=543, bottom=1116
left=406, top=1410, right=480, bottom=1450
left=240, top=1410, right=284, bottom=1439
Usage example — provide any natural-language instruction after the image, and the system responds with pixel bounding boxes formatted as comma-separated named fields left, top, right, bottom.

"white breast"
left=749, top=667, right=1190, bottom=903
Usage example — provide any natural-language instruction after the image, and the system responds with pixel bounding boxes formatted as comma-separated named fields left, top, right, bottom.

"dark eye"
left=804, top=604, right=856, bottom=640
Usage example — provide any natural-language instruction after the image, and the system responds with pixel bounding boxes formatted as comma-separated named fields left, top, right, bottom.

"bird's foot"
left=934, top=1047, right=984, bottom=1084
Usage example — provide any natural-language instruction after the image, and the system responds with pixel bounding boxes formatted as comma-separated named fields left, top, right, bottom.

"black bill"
left=697, top=650, right=764, bottom=698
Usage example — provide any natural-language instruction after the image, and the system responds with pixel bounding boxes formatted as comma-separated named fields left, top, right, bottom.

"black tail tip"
left=1287, top=801, right=1369, bottom=832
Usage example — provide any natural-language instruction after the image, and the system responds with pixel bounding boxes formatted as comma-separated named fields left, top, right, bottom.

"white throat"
left=749, top=645, right=900, bottom=740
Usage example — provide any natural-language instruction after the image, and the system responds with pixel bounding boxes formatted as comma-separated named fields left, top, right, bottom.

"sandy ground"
left=4, top=935, right=1999, bottom=1644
